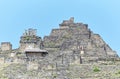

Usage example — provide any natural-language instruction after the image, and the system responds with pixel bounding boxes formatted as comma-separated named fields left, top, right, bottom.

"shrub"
left=116, top=70, right=120, bottom=74
left=93, top=66, right=100, bottom=72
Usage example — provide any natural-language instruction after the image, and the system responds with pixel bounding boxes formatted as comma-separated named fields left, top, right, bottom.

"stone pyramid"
left=44, top=17, right=118, bottom=58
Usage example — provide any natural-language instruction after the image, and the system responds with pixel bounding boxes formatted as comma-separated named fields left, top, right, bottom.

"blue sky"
left=0, top=0, right=120, bottom=56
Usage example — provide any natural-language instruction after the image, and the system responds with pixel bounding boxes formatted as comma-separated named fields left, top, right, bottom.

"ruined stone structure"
left=0, top=42, right=12, bottom=51
left=19, top=28, right=42, bottom=52
left=0, top=18, right=118, bottom=60
left=25, top=47, right=48, bottom=59
left=0, top=17, right=119, bottom=79
left=44, top=17, right=118, bottom=58
left=0, top=17, right=118, bottom=62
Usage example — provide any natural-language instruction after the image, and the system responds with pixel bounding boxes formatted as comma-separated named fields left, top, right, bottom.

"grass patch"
left=93, top=66, right=100, bottom=72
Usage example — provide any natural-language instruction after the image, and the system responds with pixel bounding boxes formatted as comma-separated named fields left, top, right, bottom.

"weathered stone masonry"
left=0, top=17, right=118, bottom=65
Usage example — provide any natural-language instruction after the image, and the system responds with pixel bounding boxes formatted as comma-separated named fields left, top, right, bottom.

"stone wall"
left=0, top=17, right=119, bottom=79
left=1, top=42, right=12, bottom=51
left=0, top=18, right=118, bottom=67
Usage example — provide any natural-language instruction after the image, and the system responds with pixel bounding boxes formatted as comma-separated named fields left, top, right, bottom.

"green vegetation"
left=93, top=66, right=100, bottom=72
left=113, top=70, right=120, bottom=78
left=52, top=73, right=57, bottom=78
left=116, top=70, right=120, bottom=75
left=118, top=71, right=120, bottom=74
left=24, top=36, right=32, bottom=41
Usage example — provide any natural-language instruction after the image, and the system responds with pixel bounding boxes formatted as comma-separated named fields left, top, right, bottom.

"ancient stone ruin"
left=0, top=17, right=119, bottom=79
left=19, top=28, right=42, bottom=52
left=44, top=17, right=118, bottom=58
left=0, top=17, right=118, bottom=62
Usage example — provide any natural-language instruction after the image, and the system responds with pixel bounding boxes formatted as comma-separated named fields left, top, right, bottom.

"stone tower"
left=1, top=42, right=12, bottom=51
left=19, top=28, right=42, bottom=52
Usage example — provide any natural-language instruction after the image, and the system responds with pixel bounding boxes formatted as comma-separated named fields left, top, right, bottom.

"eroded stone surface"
left=0, top=17, right=119, bottom=79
